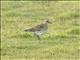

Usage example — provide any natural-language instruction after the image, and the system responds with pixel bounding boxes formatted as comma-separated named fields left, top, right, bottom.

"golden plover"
left=24, top=20, right=52, bottom=39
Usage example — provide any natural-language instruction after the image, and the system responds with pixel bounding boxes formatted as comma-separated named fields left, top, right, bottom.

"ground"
left=1, top=1, right=80, bottom=60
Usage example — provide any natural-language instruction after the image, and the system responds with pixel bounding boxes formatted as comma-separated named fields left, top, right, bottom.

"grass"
left=1, top=0, right=80, bottom=1
left=1, top=1, right=80, bottom=60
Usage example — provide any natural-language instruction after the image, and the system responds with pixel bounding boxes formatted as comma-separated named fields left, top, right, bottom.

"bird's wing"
left=33, top=23, right=47, bottom=31
left=24, top=23, right=46, bottom=32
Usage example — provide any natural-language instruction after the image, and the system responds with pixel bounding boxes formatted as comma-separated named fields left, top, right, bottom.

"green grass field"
left=1, top=0, right=80, bottom=1
left=1, top=1, right=80, bottom=60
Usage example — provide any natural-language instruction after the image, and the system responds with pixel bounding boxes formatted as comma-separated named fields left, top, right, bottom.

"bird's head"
left=46, top=19, right=52, bottom=24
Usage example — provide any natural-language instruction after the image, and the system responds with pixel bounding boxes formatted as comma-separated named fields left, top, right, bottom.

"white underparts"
left=34, top=30, right=47, bottom=36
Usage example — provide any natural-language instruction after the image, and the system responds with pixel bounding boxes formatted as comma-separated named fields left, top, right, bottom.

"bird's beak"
left=49, top=21, right=52, bottom=24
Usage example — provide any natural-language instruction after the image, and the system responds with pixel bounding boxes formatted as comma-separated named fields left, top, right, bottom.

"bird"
left=24, top=20, right=52, bottom=39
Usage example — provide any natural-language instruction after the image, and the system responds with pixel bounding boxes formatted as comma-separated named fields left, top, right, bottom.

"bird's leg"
left=36, top=35, right=40, bottom=40
left=34, top=33, right=40, bottom=40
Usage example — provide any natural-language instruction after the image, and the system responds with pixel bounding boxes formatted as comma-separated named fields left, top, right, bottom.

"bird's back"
left=24, top=23, right=48, bottom=32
